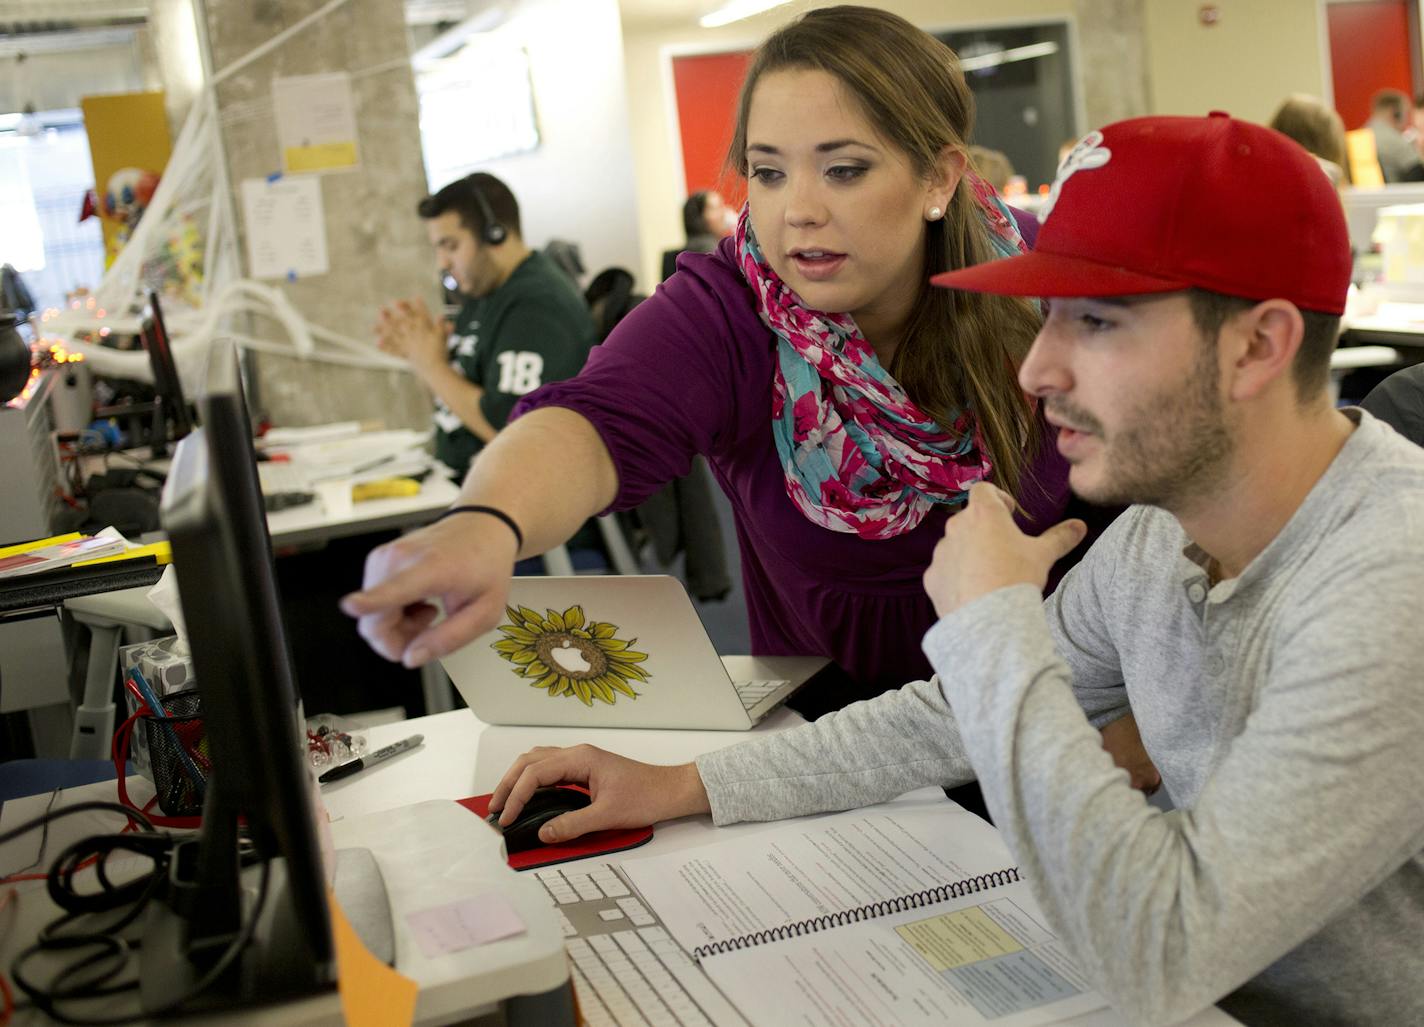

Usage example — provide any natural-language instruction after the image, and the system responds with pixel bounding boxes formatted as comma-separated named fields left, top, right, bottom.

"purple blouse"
left=515, top=220, right=1076, bottom=697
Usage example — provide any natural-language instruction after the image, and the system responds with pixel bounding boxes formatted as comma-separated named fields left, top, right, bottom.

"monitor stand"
left=139, top=846, right=392, bottom=1014
left=0, top=799, right=571, bottom=1024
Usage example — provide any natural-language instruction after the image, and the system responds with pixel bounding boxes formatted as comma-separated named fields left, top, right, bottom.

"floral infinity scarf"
left=734, top=173, right=1027, bottom=539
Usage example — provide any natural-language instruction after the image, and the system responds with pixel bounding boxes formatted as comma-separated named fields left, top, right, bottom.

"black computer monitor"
left=139, top=289, right=194, bottom=458
left=145, top=342, right=386, bottom=1012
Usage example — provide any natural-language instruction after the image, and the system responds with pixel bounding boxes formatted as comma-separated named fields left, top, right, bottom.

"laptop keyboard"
left=256, top=461, right=309, bottom=495
left=732, top=678, right=788, bottom=711
left=534, top=863, right=747, bottom=1026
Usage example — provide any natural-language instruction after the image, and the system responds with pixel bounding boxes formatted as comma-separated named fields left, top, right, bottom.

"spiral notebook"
left=618, top=797, right=1110, bottom=1026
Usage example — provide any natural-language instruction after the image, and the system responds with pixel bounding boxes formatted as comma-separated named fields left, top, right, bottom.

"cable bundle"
left=0, top=801, right=268, bottom=1025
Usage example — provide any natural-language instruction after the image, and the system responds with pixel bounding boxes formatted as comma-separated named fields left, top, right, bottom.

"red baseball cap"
left=933, top=113, right=1351, bottom=315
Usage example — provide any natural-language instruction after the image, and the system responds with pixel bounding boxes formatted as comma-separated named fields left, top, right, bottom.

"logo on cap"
left=1040, top=131, right=1111, bottom=223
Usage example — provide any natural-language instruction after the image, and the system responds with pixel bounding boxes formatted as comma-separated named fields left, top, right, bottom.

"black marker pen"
left=318, top=733, right=424, bottom=783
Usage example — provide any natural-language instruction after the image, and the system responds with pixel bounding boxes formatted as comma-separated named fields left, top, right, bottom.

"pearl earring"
left=927, top=206, right=943, bottom=221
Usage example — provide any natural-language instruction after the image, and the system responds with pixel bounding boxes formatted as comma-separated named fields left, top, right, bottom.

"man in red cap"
left=911, top=112, right=1423, bottom=1023
left=489, top=115, right=1424, bottom=1023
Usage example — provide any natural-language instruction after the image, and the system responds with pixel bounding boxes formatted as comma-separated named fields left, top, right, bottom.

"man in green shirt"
left=376, top=172, right=595, bottom=479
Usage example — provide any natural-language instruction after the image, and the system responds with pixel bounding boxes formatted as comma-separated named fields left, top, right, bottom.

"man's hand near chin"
left=925, top=485, right=1163, bottom=796
left=923, top=483, right=1087, bottom=619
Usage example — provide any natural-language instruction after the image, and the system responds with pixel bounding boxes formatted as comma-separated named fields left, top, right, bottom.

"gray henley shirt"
left=696, top=409, right=1424, bottom=1024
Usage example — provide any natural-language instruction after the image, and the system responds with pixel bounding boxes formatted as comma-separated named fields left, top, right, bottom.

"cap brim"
left=931, top=250, right=1191, bottom=298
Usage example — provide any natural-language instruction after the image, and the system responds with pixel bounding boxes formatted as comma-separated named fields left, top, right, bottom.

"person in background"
left=375, top=172, right=596, bottom=481
left=966, top=144, right=1014, bottom=196
left=1360, top=361, right=1424, bottom=445
left=492, top=114, right=1424, bottom=1025
left=1366, top=88, right=1424, bottom=182
left=1268, top=93, right=1349, bottom=187
left=344, top=7, right=1144, bottom=816
left=660, top=190, right=732, bottom=281
left=1411, top=93, right=1424, bottom=154
left=1, top=264, right=36, bottom=321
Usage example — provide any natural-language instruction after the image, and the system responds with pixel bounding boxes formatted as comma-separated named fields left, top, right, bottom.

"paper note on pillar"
left=273, top=72, right=362, bottom=175
left=241, top=176, right=331, bottom=280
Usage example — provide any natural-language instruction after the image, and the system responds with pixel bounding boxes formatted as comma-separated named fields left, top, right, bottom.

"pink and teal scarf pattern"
left=736, top=173, right=1027, bottom=539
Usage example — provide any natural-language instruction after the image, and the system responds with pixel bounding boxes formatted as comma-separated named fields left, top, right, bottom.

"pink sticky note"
left=405, top=893, right=527, bottom=959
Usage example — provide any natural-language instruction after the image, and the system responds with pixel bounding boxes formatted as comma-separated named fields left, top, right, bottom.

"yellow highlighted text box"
left=895, top=906, right=1024, bottom=971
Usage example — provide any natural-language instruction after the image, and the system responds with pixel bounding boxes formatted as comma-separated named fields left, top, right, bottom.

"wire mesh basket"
left=138, top=689, right=210, bottom=817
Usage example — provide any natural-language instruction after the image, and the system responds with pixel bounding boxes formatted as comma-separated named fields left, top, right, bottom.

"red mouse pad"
left=458, top=787, right=654, bottom=871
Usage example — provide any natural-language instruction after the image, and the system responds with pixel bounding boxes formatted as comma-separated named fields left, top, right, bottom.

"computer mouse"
left=487, top=786, right=591, bottom=854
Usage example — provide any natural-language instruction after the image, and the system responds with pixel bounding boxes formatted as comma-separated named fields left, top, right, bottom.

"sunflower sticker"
left=491, top=605, right=650, bottom=706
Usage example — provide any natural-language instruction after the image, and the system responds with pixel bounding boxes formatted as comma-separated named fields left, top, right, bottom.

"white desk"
left=0, top=772, right=569, bottom=1026
left=265, top=474, right=460, bottom=550
left=319, top=707, right=806, bottom=825
left=329, top=710, right=1243, bottom=1027
left=0, top=711, right=806, bottom=1027
left=76, top=444, right=461, bottom=551
left=0, top=709, right=1244, bottom=1025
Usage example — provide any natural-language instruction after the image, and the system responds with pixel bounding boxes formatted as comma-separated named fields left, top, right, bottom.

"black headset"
left=467, top=177, right=508, bottom=246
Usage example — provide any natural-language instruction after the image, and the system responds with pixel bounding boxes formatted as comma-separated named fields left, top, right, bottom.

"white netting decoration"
left=38, top=0, right=406, bottom=395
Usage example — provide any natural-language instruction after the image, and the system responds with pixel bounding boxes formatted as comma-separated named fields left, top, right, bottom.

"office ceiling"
left=618, top=0, right=721, bottom=30
left=0, top=0, right=723, bottom=29
left=0, top=0, right=146, bottom=26
left=0, top=0, right=723, bottom=36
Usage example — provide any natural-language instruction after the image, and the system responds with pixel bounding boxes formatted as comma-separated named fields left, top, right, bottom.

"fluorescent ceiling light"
left=411, top=2, right=509, bottom=68
left=0, top=27, right=137, bottom=58
left=958, top=41, right=1059, bottom=73
left=699, top=0, right=792, bottom=29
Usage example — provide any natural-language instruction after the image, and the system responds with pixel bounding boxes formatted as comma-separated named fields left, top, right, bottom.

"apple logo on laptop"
left=550, top=641, right=592, bottom=675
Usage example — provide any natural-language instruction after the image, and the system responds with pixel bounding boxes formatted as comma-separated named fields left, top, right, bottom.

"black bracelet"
left=433, top=504, right=524, bottom=551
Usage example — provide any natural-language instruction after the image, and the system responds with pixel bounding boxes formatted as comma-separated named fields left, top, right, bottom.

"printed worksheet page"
left=620, top=798, right=1017, bottom=953
left=702, top=881, right=1107, bottom=1027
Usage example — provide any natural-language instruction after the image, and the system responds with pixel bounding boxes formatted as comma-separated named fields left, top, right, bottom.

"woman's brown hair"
left=726, top=5, right=1043, bottom=500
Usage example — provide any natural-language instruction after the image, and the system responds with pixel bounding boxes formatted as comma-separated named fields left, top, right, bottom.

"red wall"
left=1328, top=0, right=1415, bottom=129
left=671, top=51, right=752, bottom=210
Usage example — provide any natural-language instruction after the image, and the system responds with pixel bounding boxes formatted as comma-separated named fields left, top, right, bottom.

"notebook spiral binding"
left=691, top=866, right=1021, bottom=960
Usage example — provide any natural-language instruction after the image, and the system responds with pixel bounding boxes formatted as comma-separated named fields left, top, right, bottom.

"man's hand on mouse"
left=489, top=745, right=711, bottom=845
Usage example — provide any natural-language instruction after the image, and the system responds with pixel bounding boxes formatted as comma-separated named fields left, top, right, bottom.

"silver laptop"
left=441, top=575, right=827, bottom=729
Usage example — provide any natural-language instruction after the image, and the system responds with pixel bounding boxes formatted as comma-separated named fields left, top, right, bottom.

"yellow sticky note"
left=284, top=141, right=359, bottom=173
left=73, top=541, right=173, bottom=568
left=0, top=533, right=81, bottom=559
left=329, top=891, right=418, bottom=1027
left=351, top=478, right=421, bottom=503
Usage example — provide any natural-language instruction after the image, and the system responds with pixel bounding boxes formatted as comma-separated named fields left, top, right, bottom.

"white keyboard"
left=732, top=678, right=788, bottom=711
left=256, top=461, right=309, bottom=495
left=534, top=863, right=747, bottom=1027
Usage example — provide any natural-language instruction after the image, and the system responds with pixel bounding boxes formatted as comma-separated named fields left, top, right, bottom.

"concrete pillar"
left=1075, top=0, right=1152, bottom=127
left=154, top=0, right=435, bottom=430
left=146, top=0, right=209, bottom=132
